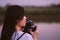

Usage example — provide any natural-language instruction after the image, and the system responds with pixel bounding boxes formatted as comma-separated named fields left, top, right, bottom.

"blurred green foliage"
left=24, top=7, right=60, bottom=15
left=0, top=5, right=60, bottom=24
left=0, top=7, right=6, bottom=24
left=24, top=7, right=60, bottom=22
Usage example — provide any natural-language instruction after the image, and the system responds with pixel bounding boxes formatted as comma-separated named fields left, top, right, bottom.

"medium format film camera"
left=23, top=20, right=37, bottom=34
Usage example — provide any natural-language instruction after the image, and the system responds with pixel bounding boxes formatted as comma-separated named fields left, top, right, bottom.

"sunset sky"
left=0, top=0, right=60, bottom=6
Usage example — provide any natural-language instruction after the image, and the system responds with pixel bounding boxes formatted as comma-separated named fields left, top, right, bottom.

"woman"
left=1, top=5, right=38, bottom=40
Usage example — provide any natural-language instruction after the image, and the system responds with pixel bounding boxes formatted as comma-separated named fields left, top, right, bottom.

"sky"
left=0, top=0, right=60, bottom=6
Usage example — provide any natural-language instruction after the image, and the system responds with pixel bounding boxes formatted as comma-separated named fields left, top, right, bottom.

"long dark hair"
left=1, top=5, right=24, bottom=40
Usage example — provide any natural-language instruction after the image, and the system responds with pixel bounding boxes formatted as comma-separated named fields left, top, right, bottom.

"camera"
left=23, top=20, right=37, bottom=34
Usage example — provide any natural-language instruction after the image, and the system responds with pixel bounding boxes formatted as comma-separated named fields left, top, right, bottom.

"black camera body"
left=23, top=20, right=37, bottom=34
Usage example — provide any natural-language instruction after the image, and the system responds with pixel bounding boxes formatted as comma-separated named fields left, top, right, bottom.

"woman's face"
left=16, top=16, right=27, bottom=27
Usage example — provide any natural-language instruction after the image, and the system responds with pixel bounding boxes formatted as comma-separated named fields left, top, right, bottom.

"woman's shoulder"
left=16, top=31, right=33, bottom=40
left=17, top=31, right=32, bottom=37
left=24, top=33, right=33, bottom=40
left=25, top=33, right=32, bottom=37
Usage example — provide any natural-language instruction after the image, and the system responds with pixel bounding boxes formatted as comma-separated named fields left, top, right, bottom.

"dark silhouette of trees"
left=51, top=4, right=60, bottom=8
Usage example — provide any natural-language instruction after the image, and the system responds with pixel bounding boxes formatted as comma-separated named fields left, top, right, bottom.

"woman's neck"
left=15, top=25, right=22, bottom=32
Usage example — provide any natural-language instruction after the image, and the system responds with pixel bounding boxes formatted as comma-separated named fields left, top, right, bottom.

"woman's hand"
left=30, top=27, right=38, bottom=40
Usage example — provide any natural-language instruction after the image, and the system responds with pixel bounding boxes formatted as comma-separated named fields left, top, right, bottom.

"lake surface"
left=0, top=23, right=60, bottom=40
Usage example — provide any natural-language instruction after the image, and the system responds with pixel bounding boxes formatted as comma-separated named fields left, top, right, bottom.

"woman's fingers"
left=30, top=30, right=39, bottom=40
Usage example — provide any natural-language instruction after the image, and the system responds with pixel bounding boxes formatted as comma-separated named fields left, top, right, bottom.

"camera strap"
left=17, top=32, right=26, bottom=40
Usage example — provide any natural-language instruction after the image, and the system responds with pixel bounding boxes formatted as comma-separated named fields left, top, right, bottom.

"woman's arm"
left=30, top=31, right=38, bottom=40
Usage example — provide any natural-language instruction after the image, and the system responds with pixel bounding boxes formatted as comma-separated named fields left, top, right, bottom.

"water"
left=0, top=24, right=2, bottom=38
left=0, top=23, right=60, bottom=40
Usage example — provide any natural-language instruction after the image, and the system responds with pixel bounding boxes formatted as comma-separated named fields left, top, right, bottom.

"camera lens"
left=23, top=20, right=37, bottom=34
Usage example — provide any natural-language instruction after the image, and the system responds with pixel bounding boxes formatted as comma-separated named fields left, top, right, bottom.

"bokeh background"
left=0, top=0, right=60, bottom=40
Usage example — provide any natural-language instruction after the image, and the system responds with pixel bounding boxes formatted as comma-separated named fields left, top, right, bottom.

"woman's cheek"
left=21, top=21, right=26, bottom=26
left=23, top=21, right=26, bottom=26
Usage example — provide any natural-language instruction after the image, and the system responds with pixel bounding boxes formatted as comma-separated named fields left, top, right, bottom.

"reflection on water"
left=0, top=23, right=60, bottom=40
left=36, top=23, right=60, bottom=40
left=0, top=24, right=2, bottom=38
